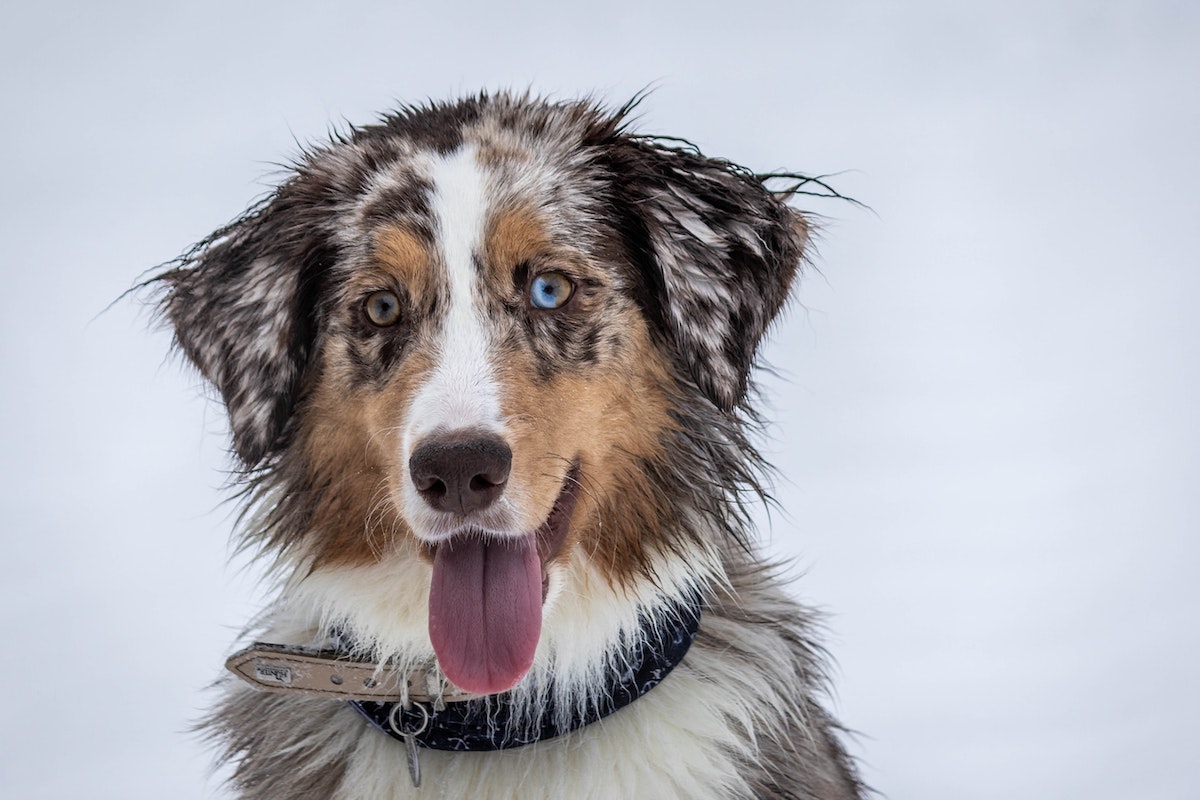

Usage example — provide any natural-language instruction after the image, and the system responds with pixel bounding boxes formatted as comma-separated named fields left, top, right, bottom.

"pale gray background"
left=2, top=1, right=1197, bottom=798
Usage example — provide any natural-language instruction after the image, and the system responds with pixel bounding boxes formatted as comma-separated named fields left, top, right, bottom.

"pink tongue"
left=428, top=535, right=543, bottom=695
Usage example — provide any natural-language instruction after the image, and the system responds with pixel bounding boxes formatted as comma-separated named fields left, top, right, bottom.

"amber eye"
left=529, top=272, right=574, bottom=310
left=364, top=290, right=402, bottom=326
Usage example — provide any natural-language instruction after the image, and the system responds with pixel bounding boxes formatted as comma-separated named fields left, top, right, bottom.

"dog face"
left=160, top=95, right=807, bottom=694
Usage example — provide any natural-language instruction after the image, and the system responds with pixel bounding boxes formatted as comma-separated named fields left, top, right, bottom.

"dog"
left=156, top=93, right=865, bottom=799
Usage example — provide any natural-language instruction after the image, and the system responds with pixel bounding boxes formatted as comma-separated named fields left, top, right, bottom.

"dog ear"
left=611, top=140, right=809, bottom=411
left=157, top=183, right=331, bottom=467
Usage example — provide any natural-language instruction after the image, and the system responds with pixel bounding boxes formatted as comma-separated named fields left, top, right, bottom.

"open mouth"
left=427, top=462, right=581, bottom=695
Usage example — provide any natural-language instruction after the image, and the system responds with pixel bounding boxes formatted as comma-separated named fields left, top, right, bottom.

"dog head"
left=159, top=94, right=808, bottom=694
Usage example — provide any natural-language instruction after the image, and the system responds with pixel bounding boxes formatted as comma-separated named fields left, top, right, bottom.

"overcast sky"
left=2, top=2, right=1197, bottom=798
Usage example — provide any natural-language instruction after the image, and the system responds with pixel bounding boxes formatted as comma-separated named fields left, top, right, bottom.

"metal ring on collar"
left=388, top=701, right=431, bottom=738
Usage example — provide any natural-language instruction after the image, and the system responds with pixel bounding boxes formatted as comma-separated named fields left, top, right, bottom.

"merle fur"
left=155, top=93, right=867, bottom=800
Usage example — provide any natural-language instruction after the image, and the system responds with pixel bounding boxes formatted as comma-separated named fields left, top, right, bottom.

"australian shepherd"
left=155, top=93, right=865, bottom=799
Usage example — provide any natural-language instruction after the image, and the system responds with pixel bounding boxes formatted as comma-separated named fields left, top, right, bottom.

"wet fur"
left=156, top=93, right=865, bottom=799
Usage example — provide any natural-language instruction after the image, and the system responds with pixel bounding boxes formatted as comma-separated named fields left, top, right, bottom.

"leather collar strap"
left=351, top=595, right=702, bottom=752
left=226, top=641, right=484, bottom=704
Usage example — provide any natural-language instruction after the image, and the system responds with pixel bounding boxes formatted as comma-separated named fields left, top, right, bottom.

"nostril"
left=409, top=432, right=512, bottom=515
left=469, top=473, right=502, bottom=492
left=418, top=477, right=448, bottom=497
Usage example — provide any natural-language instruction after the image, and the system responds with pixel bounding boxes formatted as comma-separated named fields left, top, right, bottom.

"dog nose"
left=409, top=433, right=512, bottom=514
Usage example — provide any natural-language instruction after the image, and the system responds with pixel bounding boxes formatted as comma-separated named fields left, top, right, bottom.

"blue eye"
left=529, top=272, right=574, bottom=310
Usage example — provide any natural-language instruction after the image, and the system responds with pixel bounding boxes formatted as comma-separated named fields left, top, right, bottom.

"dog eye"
left=364, top=290, right=402, bottom=326
left=529, top=272, right=574, bottom=310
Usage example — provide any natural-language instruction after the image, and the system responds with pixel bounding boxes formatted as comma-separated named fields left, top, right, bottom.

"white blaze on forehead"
left=405, top=146, right=503, bottom=444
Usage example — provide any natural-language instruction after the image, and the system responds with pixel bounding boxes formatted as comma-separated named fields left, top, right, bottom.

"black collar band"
left=350, top=594, right=702, bottom=752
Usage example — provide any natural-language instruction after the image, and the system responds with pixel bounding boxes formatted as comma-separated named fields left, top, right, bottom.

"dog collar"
left=351, top=594, right=701, bottom=753
left=226, top=595, right=701, bottom=784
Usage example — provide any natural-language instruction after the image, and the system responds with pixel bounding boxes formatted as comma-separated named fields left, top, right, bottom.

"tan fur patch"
left=496, top=321, right=678, bottom=585
left=294, top=225, right=439, bottom=569
left=484, top=206, right=550, bottom=281
left=374, top=226, right=433, bottom=302
left=482, top=204, right=599, bottom=311
left=298, top=345, right=438, bottom=568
